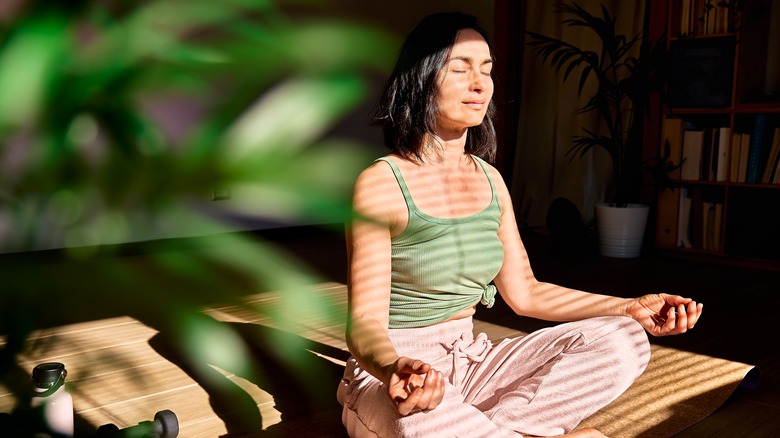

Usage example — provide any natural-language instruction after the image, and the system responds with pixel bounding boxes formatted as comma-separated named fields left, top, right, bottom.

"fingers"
left=659, top=305, right=677, bottom=333
left=686, top=301, right=703, bottom=329
left=674, top=304, right=687, bottom=332
left=391, top=368, right=445, bottom=416
left=396, top=357, right=430, bottom=375
left=396, top=385, right=423, bottom=416
left=634, top=293, right=705, bottom=337
left=416, top=370, right=445, bottom=410
left=658, top=304, right=685, bottom=334
left=673, top=300, right=704, bottom=331
left=654, top=300, right=703, bottom=336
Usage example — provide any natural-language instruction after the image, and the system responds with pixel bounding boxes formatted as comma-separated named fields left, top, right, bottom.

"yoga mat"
left=470, top=317, right=759, bottom=438
left=578, top=344, right=759, bottom=437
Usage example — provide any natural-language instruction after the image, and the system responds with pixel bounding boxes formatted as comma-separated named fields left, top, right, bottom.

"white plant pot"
left=594, top=203, right=650, bottom=258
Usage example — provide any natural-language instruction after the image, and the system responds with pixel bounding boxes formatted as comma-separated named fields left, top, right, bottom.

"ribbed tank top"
left=377, top=155, right=504, bottom=329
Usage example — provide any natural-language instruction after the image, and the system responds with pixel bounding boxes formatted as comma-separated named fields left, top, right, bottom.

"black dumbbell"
left=96, top=409, right=178, bottom=438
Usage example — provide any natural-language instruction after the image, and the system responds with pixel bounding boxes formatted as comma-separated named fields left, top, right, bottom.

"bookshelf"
left=650, top=0, right=780, bottom=268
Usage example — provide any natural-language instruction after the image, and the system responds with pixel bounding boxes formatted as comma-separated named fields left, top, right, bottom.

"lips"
left=463, top=100, right=485, bottom=109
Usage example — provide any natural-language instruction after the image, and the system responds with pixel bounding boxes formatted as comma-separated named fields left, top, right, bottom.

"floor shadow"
left=149, top=321, right=349, bottom=437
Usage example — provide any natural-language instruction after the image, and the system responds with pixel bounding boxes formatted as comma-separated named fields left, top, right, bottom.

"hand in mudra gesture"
left=629, top=293, right=703, bottom=336
left=387, top=357, right=445, bottom=416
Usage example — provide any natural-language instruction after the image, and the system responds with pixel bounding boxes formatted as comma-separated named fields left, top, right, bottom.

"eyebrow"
left=449, top=56, right=493, bottom=65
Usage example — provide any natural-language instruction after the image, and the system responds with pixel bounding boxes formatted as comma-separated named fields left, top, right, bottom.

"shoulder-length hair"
left=370, top=12, right=497, bottom=163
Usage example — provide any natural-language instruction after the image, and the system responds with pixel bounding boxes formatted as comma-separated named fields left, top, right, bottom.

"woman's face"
left=435, top=28, right=493, bottom=135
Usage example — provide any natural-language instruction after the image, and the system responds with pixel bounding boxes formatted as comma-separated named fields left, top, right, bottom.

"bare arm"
left=345, top=163, right=400, bottom=383
left=488, top=167, right=703, bottom=335
left=345, top=161, right=445, bottom=414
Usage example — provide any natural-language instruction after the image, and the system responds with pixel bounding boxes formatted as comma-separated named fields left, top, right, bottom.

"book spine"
left=738, top=133, right=751, bottom=182
left=656, top=188, right=680, bottom=248
left=729, top=132, right=741, bottom=182
left=680, top=0, right=692, bottom=36
left=678, top=187, right=693, bottom=248
left=761, top=127, right=780, bottom=183
left=745, top=115, right=767, bottom=184
left=713, top=202, right=723, bottom=251
left=716, top=126, right=730, bottom=181
left=682, top=128, right=705, bottom=180
left=663, top=117, right=685, bottom=180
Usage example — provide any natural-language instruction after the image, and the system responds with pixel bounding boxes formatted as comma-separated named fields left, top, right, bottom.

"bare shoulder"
left=352, top=157, right=406, bottom=227
left=355, top=158, right=395, bottom=183
left=481, top=160, right=511, bottom=196
left=353, top=158, right=398, bottom=200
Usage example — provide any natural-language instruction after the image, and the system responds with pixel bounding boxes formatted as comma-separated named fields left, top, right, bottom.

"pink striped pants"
left=337, top=316, right=650, bottom=437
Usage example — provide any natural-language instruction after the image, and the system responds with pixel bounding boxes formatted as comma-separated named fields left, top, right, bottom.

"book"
left=713, top=202, right=723, bottom=251
left=716, top=126, right=730, bottom=181
left=702, top=201, right=722, bottom=251
left=715, top=2, right=730, bottom=33
left=738, top=133, right=751, bottom=182
left=761, top=127, right=780, bottom=183
left=681, top=129, right=705, bottom=180
left=667, top=39, right=735, bottom=108
left=766, top=0, right=780, bottom=95
left=692, top=0, right=706, bottom=35
left=680, top=0, right=692, bottom=35
left=662, top=117, right=685, bottom=180
left=690, top=188, right=704, bottom=249
left=677, top=187, right=693, bottom=248
left=701, top=127, right=715, bottom=181
left=705, top=4, right=717, bottom=35
left=656, top=188, right=680, bottom=248
left=773, top=133, right=780, bottom=183
left=707, top=127, right=721, bottom=181
left=702, top=201, right=713, bottom=250
left=729, top=132, right=742, bottom=182
left=773, top=151, right=780, bottom=183
left=745, top=115, right=767, bottom=184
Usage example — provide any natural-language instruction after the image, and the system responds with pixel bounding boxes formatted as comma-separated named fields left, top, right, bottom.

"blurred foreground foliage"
left=0, top=0, right=398, bottom=425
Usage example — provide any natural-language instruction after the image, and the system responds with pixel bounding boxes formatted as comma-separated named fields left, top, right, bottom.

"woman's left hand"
left=628, top=293, right=703, bottom=336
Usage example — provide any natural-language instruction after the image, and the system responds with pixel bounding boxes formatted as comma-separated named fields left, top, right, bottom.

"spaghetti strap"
left=471, top=155, right=501, bottom=211
left=375, top=157, right=418, bottom=211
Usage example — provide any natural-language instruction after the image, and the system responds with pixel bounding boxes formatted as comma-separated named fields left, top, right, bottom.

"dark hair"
left=370, top=12, right=497, bottom=163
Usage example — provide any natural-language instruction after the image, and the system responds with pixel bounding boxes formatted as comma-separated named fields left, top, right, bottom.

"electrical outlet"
left=212, top=187, right=231, bottom=201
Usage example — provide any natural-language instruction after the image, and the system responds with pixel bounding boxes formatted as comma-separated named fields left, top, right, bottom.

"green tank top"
left=377, top=156, right=504, bottom=329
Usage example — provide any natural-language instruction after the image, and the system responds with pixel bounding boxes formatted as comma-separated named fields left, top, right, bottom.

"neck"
left=423, top=130, right=469, bottom=169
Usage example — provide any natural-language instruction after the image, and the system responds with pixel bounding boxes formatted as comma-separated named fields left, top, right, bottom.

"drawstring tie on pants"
left=443, top=332, right=492, bottom=391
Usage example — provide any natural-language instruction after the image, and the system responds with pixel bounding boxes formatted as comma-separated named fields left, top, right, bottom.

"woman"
left=337, top=12, right=702, bottom=438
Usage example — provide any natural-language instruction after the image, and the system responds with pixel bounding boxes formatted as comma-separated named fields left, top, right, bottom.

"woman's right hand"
left=387, top=357, right=445, bottom=416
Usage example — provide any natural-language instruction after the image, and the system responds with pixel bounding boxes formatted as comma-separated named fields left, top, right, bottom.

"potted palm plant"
left=527, top=2, right=666, bottom=257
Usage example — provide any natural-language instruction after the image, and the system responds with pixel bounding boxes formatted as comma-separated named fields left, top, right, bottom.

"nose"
left=470, top=70, right=490, bottom=93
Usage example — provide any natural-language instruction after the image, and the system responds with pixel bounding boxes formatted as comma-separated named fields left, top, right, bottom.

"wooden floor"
left=0, top=284, right=351, bottom=437
left=2, top=226, right=780, bottom=437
